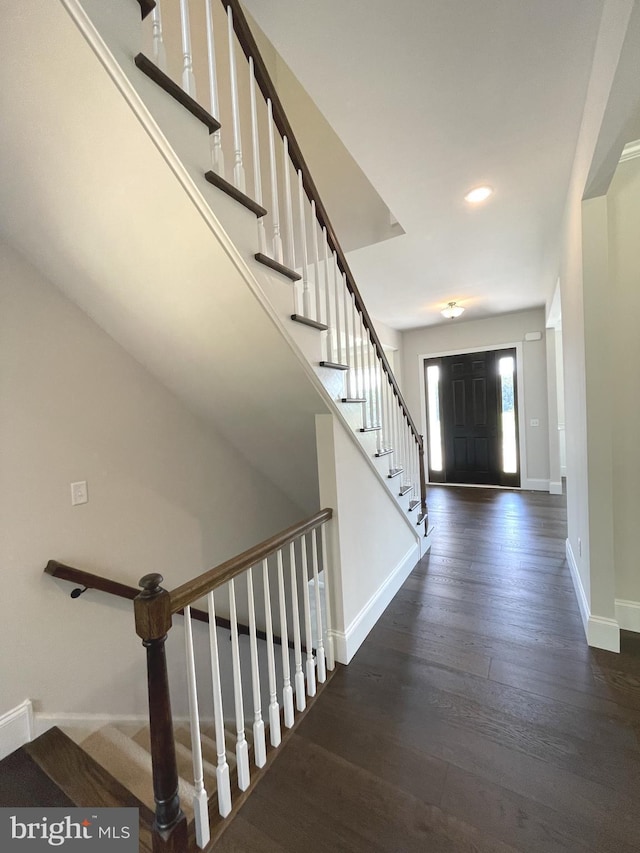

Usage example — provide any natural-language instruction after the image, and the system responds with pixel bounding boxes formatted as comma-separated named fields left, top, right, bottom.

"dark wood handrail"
left=170, top=507, right=333, bottom=614
left=45, top=542, right=321, bottom=649
left=44, top=560, right=212, bottom=623
left=221, top=1, right=423, bottom=450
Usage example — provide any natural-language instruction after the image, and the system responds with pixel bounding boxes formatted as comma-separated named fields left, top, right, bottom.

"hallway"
left=218, top=486, right=640, bottom=852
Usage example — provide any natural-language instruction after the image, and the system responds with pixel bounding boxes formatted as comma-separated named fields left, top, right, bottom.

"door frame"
left=417, top=342, right=530, bottom=489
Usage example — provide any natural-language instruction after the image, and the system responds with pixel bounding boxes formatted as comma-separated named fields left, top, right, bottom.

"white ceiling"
left=241, top=0, right=606, bottom=329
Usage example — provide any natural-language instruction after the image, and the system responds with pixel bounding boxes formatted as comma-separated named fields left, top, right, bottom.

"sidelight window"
left=499, top=356, right=517, bottom=474
left=426, top=364, right=443, bottom=471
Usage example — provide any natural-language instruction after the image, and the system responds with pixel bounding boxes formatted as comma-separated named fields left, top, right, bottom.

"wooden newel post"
left=418, top=436, right=429, bottom=535
left=135, top=574, right=188, bottom=853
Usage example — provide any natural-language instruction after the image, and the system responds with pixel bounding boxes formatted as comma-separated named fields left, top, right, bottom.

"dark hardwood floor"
left=217, top=485, right=640, bottom=852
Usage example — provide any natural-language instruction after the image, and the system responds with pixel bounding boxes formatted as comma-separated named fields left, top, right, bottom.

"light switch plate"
left=71, top=481, right=88, bottom=506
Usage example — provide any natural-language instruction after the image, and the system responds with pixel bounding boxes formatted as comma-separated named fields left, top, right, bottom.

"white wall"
left=607, top=155, right=640, bottom=611
left=315, top=414, right=419, bottom=663
left=401, top=309, right=550, bottom=489
left=0, top=239, right=303, bottom=718
left=556, top=0, right=640, bottom=651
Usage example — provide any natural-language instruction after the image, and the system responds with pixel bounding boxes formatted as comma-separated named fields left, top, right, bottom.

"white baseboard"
left=0, top=700, right=34, bottom=760
left=522, top=478, right=550, bottom=491
left=615, top=599, right=640, bottom=633
left=566, top=539, right=620, bottom=652
left=333, top=543, right=419, bottom=664
left=549, top=481, right=563, bottom=495
left=588, top=615, right=620, bottom=652
left=566, top=539, right=590, bottom=634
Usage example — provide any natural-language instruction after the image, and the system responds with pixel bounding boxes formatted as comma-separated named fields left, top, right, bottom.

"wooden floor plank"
left=219, top=485, right=640, bottom=852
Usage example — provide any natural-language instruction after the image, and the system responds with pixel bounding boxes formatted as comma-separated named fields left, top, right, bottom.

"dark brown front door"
left=425, top=349, right=520, bottom=487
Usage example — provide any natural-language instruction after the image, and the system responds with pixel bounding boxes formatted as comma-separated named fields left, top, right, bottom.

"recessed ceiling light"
left=464, top=185, right=493, bottom=204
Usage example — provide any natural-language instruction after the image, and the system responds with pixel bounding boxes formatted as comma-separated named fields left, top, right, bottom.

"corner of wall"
left=566, top=538, right=620, bottom=652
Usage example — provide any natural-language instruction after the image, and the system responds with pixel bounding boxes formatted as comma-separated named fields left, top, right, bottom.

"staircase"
left=0, top=0, right=431, bottom=848
left=68, top=0, right=429, bottom=539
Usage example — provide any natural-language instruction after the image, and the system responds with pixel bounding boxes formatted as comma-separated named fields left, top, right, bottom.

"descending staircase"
left=0, top=681, right=334, bottom=852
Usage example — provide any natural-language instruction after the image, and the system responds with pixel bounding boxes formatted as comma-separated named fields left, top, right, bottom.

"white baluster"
left=351, top=295, right=362, bottom=402
left=184, top=607, right=210, bottom=849
left=204, top=0, right=224, bottom=177
left=150, top=3, right=167, bottom=72
left=277, top=549, right=295, bottom=727
left=266, top=100, right=283, bottom=262
left=311, top=203, right=322, bottom=324
left=311, top=529, right=326, bottom=683
left=375, top=357, right=384, bottom=454
left=331, top=249, right=341, bottom=365
left=262, top=558, right=281, bottom=747
left=179, top=0, right=196, bottom=97
left=320, top=523, right=335, bottom=670
left=246, top=566, right=267, bottom=768
left=226, top=6, right=245, bottom=192
left=206, top=591, right=232, bottom=817
left=229, top=579, right=250, bottom=791
left=300, top=535, right=316, bottom=697
left=391, top=386, right=400, bottom=475
left=283, top=137, right=296, bottom=272
left=249, top=57, right=266, bottom=253
left=368, top=334, right=377, bottom=429
left=289, top=541, right=306, bottom=712
left=381, top=373, right=391, bottom=454
left=360, top=319, right=369, bottom=428
left=322, top=229, right=334, bottom=362
left=342, top=274, right=354, bottom=396
left=403, top=414, right=411, bottom=491
left=297, top=170, right=311, bottom=317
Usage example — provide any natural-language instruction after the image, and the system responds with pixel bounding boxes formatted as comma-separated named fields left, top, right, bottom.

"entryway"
left=424, top=348, right=520, bottom=487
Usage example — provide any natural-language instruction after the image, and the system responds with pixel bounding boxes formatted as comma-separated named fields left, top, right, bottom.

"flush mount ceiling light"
left=441, top=301, right=464, bottom=319
left=464, top=185, right=493, bottom=204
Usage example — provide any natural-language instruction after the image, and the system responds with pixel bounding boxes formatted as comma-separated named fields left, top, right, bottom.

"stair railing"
left=136, top=0, right=428, bottom=530
left=132, top=508, right=334, bottom=851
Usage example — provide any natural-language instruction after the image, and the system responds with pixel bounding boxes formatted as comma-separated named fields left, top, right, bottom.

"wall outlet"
left=530, top=418, right=540, bottom=427
left=71, top=481, right=88, bottom=506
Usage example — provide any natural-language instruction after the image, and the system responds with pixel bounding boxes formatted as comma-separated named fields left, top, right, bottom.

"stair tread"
left=319, top=361, right=349, bottom=370
left=341, top=397, right=366, bottom=403
left=134, top=53, right=220, bottom=134
left=23, top=727, right=154, bottom=851
left=291, top=314, right=328, bottom=331
left=375, top=448, right=393, bottom=457
left=133, top=727, right=218, bottom=793
left=136, top=0, right=156, bottom=20
left=255, top=253, right=301, bottom=282
left=82, top=725, right=195, bottom=820
left=387, top=467, right=404, bottom=478
left=174, top=725, right=238, bottom=772
left=0, top=742, right=75, bottom=808
left=205, top=170, right=267, bottom=217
